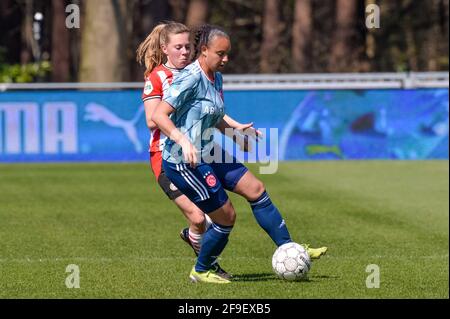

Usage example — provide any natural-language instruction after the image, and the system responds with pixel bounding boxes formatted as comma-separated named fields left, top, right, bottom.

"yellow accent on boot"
left=302, top=244, right=328, bottom=260
left=189, top=266, right=231, bottom=284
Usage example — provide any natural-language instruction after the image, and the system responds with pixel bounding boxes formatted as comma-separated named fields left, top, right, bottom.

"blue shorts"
left=162, top=152, right=248, bottom=214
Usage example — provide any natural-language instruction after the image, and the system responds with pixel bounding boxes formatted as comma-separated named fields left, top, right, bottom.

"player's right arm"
left=153, top=69, right=201, bottom=167
left=144, top=98, right=160, bottom=130
left=142, top=72, right=164, bottom=130
left=152, top=101, right=198, bottom=166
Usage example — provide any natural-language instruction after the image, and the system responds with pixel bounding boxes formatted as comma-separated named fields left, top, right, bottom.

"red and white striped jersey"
left=141, top=64, right=180, bottom=152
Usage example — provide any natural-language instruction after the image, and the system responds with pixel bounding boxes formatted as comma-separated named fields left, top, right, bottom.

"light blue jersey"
left=163, top=60, right=225, bottom=164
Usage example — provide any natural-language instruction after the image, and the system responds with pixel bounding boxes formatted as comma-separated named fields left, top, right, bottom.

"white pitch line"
left=0, top=254, right=447, bottom=263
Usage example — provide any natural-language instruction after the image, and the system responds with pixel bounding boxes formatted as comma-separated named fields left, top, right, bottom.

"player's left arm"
left=216, top=72, right=262, bottom=137
left=217, top=116, right=254, bottom=152
left=222, top=114, right=263, bottom=139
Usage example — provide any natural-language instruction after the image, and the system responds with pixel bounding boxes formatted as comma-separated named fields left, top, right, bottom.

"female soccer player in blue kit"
left=137, top=21, right=241, bottom=279
left=153, top=25, right=327, bottom=284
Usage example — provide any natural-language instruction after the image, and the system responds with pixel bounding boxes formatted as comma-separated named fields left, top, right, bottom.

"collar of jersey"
left=163, top=63, right=183, bottom=71
left=195, top=59, right=216, bottom=84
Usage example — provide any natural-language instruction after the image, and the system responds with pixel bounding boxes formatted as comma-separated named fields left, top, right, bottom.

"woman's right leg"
left=194, top=199, right=236, bottom=274
left=159, top=171, right=232, bottom=279
left=163, top=161, right=236, bottom=283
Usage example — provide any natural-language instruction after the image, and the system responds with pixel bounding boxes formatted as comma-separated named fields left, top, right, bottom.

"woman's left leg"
left=231, top=168, right=328, bottom=259
left=233, top=170, right=292, bottom=247
left=212, top=150, right=327, bottom=259
left=211, top=155, right=291, bottom=247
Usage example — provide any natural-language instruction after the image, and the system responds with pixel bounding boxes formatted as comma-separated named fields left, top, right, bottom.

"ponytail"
left=136, top=23, right=167, bottom=76
left=137, top=21, right=191, bottom=77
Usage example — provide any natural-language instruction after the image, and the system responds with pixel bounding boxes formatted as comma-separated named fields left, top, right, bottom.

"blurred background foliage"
left=0, top=46, right=51, bottom=82
left=0, top=0, right=448, bottom=83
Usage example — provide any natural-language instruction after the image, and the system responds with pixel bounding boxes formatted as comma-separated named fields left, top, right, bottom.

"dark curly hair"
left=192, top=24, right=229, bottom=60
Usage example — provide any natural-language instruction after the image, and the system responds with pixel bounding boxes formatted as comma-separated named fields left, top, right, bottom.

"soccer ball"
left=272, top=242, right=311, bottom=281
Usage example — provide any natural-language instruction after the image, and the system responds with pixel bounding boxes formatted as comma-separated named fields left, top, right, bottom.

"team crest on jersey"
left=144, top=80, right=153, bottom=95
left=205, top=174, right=217, bottom=187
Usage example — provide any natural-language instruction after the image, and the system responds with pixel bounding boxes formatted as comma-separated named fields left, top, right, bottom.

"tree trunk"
left=260, top=0, right=281, bottom=73
left=79, top=0, right=128, bottom=82
left=169, top=0, right=187, bottom=23
left=292, top=0, right=312, bottom=72
left=365, top=0, right=376, bottom=61
left=51, top=0, right=70, bottom=82
left=67, top=0, right=81, bottom=81
left=20, top=0, right=35, bottom=64
left=440, top=0, right=449, bottom=70
left=131, top=0, right=171, bottom=81
left=329, top=0, right=358, bottom=72
left=424, top=0, right=441, bottom=70
left=1, top=0, right=21, bottom=63
left=186, top=0, right=209, bottom=28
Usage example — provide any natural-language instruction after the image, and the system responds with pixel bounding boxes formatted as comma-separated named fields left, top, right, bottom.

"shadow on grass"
left=232, top=272, right=278, bottom=282
left=233, top=272, right=339, bottom=283
left=308, top=274, right=340, bottom=280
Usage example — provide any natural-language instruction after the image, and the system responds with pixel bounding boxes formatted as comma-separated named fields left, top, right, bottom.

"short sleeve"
left=141, top=72, right=163, bottom=102
left=163, top=69, right=200, bottom=110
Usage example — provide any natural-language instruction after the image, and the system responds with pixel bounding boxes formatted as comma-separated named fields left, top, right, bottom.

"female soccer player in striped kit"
left=136, top=22, right=256, bottom=279
left=153, top=25, right=327, bottom=284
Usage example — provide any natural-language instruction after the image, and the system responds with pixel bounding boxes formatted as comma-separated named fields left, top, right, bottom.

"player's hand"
left=180, top=138, right=198, bottom=168
left=241, top=134, right=251, bottom=152
left=235, top=122, right=263, bottom=141
left=233, top=133, right=252, bottom=152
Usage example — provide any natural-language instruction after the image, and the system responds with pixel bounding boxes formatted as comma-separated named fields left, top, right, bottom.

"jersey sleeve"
left=163, top=69, right=200, bottom=111
left=141, top=72, right=163, bottom=102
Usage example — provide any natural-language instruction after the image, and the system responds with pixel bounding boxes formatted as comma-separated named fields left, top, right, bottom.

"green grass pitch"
left=0, top=161, right=448, bottom=298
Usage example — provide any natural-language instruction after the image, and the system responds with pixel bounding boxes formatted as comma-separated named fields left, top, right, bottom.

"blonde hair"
left=136, top=22, right=190, bottom=76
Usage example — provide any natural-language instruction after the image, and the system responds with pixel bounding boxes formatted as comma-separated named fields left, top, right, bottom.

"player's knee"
left=249, top=179, right=265, bottom=199
left=226, top=210, right=236, bottom=226
left=223, top=201, right=236, bottom=225
left=189, top=208, right=206, bottom=230
left=209, top=201, right=236, bottom=226
left=256, top=179, right=265, bottom=196
left=228, top=209, right=236, bottom=225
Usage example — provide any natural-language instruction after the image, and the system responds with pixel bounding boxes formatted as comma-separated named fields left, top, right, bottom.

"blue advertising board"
left=0, top=88, right=448, bottom=162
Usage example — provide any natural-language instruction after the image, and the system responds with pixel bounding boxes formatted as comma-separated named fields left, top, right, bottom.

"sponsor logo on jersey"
left=203, top=105, right=216, bottom=114
left=144, top=81, right=153, bottom=95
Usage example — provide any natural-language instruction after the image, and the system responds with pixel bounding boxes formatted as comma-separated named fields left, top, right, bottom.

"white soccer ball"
left=272, top=242, right=311, bottom=281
